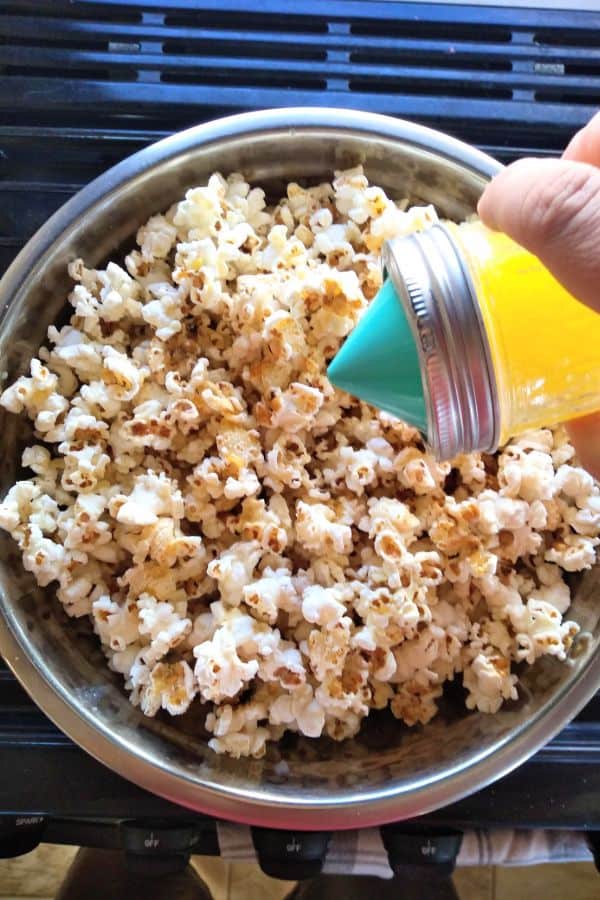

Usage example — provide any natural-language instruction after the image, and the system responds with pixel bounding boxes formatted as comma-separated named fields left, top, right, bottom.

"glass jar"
left=381, top=221, right=600, bottom=460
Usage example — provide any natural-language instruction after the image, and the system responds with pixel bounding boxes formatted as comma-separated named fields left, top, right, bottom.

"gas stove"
left=1, top=0, right=600, bottom=884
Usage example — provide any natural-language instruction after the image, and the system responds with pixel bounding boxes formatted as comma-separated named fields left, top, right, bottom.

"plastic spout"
left=327, top=278, right=427, bottom=431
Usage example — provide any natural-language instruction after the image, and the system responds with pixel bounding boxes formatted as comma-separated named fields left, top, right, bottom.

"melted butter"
left=449, top=220, right=600, bottom=443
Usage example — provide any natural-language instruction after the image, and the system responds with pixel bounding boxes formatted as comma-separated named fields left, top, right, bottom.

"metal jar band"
left=383, top=223, right=500, bottom=460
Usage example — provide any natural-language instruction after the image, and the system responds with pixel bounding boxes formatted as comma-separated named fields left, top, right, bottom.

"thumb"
left=477, top=157, right=600, bottom=315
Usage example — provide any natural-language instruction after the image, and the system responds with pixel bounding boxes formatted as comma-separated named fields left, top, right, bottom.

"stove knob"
left=121, top=821, right=203, bottom=875
left=0, top=815, right=46, bottom=858
left=380, top=826, right=462, bottom=878
left=251, top=827, right=331, bottom=880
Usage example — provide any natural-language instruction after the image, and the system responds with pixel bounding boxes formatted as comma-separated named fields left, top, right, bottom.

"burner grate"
left=0, top=1, right=599, bottom=131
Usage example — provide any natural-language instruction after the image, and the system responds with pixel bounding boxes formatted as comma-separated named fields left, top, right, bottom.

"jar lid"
left=382, top=223, right=499, bottom=460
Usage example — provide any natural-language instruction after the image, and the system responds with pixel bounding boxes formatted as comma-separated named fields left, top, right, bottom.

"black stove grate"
left=1, top=1, right=600, bottom=130
left=2, top=1, right=600, bottom=271
left=1, top=0, right=600, bottom=833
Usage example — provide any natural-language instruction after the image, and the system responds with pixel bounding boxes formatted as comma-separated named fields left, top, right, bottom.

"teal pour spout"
left=327, top=278, right=428, bottom=431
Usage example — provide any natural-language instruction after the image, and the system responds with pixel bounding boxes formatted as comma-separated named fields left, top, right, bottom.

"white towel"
left=458, top=828, right=593, bottom=867
left=216, top=822, right=593, bottom=875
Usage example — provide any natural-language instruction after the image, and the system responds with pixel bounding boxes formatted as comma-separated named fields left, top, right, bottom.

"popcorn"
left=499, top=447, right=555, bottom=502
left=137, top=215, right=178, bottom=261
left=545, top=533, right=598, bottom=572
left=301, top=584, right=347, bottom=627
left=0, top=166, right=596, bottom=759
left=206, top=688, right=273, bottom=758
left=137, top=592, right=191, bottom=666
left=92, top=595, right=140, bottom=652
left=261, top=434, right=310, bottom=491
left=208, top=728, right=270, bottom=760
left=323, top=445, right=380, bottom=494
left=258, top=637, right=306, bottom=689
left=463, top=652, right=518, bottom=714
left=114, top=471, right=184, bottom=527
left=21, top=525, right=68, bottom=587
left=228, top=496, right=291, bottom=553
left=0, top=359, right=69, bottom=434
left=304, top=617, right=352, bottom=682
left=367, top=204, right=438, bottom=254
left=530, top=564, right=571, bottom=614
left=139, top=660, right=196, bottom=717
left=391, top=626, right=443, bottom=683
left=565, top=496, right=600, bottom=537
left=270, top=684, right=326, bottom=738
left=267, top=383, right=324, bottom=433
left=259, top=225, right=308, bottom=271
left=242, top=568, right=298, bottom=625
left=207, top=541, right=262, bottom=607
left=58, top=493, right=115, bottom=561
left=391, top=680, right=443, bottom=726
left=312, top=223, right=356, bottom=270
left=554, top=463, right=592, bottom=498
left=394, top=447, right=450, bottom=494
left=194, top=626, right=259, bottom=703
left=0, top=481, right=42, bottom=534
left=295, top=501, right=352, bottom=556
left=61, top=444, right=110, bottom=493
left=102, top=348, right=147, bottom=402
left=141, top=288, right=183, bottom=341
left=46, top=327, right=105, bottom=382
left=173, top=177, right=225, bottom=240
left=56, top=559, right=109, bottom=618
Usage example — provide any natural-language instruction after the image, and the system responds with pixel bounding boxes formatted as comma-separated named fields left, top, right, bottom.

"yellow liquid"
left=448, top=221, right=600, bottom=444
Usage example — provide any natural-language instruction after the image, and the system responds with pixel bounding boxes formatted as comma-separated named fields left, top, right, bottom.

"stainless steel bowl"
left=0, top=108, right=599, bottom=830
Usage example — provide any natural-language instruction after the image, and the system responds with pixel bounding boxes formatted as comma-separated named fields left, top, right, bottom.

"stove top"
left=1, top=0, right=600, bottom=862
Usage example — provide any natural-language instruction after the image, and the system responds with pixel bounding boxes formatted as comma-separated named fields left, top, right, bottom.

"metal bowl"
left=0, top=108, right=598, bottom=830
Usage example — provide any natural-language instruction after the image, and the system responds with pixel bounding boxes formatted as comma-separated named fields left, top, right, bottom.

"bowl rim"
left=2, top=106, right=598, bottom=830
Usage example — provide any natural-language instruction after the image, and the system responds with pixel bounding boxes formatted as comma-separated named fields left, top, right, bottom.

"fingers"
left=477, top=157, right=600, bottom=314
left=566, top=413, right=600, bottom=481
left=479, top=112, right=600, bottom=475
left=563, top=110, right=600, bottom=165
left=560, top=117, right=600, bottom=475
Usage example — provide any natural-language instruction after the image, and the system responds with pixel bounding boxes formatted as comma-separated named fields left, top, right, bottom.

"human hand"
left=478, top=113, right=600, bottom=478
